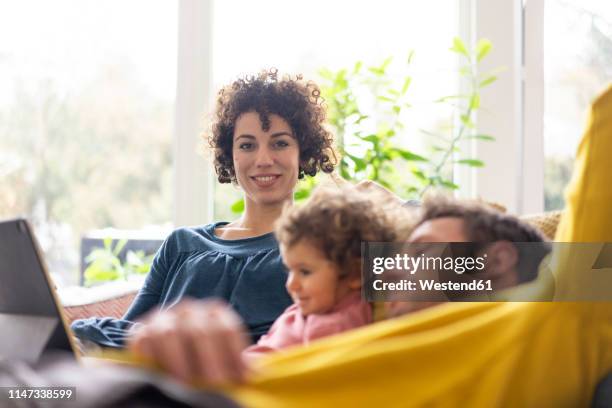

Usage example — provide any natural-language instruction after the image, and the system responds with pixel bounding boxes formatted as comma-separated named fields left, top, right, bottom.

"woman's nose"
left=255, top=146, right=274, bottom=167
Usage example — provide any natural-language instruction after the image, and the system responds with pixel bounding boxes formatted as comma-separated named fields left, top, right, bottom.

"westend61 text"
left=373, top=279, right=493, bottom=291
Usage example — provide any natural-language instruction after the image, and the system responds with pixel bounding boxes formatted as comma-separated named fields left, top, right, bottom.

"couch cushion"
left=520, top=210, right=563, bottom=240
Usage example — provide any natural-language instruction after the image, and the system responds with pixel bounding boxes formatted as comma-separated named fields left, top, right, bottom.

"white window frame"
left=174, top=0, right=215, bottom=227
left=458, top=0, right=544, bottom=214
left=522, top=0, right=545, bottom=214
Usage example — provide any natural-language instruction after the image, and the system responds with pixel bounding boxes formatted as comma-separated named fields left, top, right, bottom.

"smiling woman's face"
left=232, top=111, right=300, bottom=207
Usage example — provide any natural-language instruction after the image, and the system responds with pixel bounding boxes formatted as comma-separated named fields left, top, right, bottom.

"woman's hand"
left=127, top=299, right=250, bottom=385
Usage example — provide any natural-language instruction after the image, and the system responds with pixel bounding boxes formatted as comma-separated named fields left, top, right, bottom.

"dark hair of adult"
left=417, top=195, right=552, bottom=283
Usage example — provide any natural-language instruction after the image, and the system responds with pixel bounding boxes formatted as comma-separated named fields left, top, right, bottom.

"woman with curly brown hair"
left=209, top=68, right=335, bottom=239
left=71, top=70, right=337, bottom=359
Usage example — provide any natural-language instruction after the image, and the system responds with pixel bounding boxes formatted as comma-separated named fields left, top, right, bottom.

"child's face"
left=281, top=239, right=358, bottom=316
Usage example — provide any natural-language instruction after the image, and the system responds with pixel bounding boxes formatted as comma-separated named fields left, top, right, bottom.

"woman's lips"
left=251, top=174, right=280, bottom=187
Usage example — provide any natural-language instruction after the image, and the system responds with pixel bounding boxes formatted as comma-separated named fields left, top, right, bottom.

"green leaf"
left=469, top=93, right=481, bottom=109
left=134, top=264, right=151, bottom=274
left=84, top=264, right=119, bottom=286
left=103, top=237, right=112, bottom=250
left=460, top=114, right=475, bottom=128
left=355, top=114, right=369, bottom=124
left=392, top=105, right=401, bottom=114
left=432, top=145, right=456, bottom=153
left=406, top=50, right=415, bottom=64
left=346, top=153, right=367, bottom=171
left=479, top=75, right=497, bottom=88
left=377, top=95, right=394, bottom=103
left=439, top=179, right=460, bottom=190
left=450, top=37, right=469, bottom=58
left=401, top=77, right=412, bottom=94
left=392, top=148, right=428, bottom=162
left=112, top=238, right=128, bottom=257
left=388, top=89, right=400, bottom=97
left=353, top=61, right=363, bottom=74
left=406, top=185, right=420, bottom=195
left=381, top=56, right=393, bottom=70
left=360, top=134, right=380, bottom=145
left=380, top=151, right=393, bottom=161
left=378, top=179, right=393, bottom=189
left=457, top=159, right=485, bottom=167
left=411, top=168, right=428, bottom=182
left=467, top=134, right=495, bottom=141
left=340, top=165, right=351, bottom=179
left=294, top=189, right=310, bottom=201
left=435, top=95, right=464, bottom=103
left=383, top=128, right=396, bottom=138
left=231, top=198, right=244, bottom=214
left=476, top=38, right=493, bottom=62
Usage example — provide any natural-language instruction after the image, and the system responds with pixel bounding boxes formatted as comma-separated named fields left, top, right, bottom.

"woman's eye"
left=239, top=142, right=254, bottom=150
left=273, top=140, right=289, bottom=148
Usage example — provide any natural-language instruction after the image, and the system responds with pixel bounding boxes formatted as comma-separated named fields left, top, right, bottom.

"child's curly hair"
left=275, top=185, right=410, bottom=277
left=207, top=69, right=337, bottom=183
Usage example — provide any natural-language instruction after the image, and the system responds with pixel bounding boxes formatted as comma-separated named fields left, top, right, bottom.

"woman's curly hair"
left=275, top=185, right=410, bottom=277
left=207, top=69, right=337, bottom=183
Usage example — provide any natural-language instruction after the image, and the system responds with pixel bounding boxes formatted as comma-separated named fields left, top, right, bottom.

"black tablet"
left=0, top=218, right=77, bottom=362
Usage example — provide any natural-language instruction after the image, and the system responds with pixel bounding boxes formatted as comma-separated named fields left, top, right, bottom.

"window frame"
left=174, top=0, right=215, bottom=226
left=457, top=0, right=544, bottom=214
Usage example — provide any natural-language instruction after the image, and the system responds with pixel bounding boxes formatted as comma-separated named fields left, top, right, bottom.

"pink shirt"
left=243, top=291, right=372, bottom=360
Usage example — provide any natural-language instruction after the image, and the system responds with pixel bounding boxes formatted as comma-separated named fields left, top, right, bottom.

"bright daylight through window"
left=0, top=1, right=177, bottom=286
left=543, top=0, right=612, bottom=210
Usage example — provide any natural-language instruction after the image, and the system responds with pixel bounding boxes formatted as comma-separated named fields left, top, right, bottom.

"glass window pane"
left=544, top=0, right=612, bottom=210
left=0, top=1, right=177, bottom=286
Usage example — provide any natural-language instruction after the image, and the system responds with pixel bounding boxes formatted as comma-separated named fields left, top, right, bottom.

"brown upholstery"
left=63, top=292, right=136, bottom=324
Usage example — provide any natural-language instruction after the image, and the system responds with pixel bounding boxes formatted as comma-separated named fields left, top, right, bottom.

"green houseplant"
left=83, top=237, right=154, bottom=286
left=227, top=37, right=501, bottom=213
left=320, top=37, right=499, bottom=198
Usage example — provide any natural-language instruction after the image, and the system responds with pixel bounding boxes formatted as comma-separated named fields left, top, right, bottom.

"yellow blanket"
left=220, top=85, right=612, bottom=407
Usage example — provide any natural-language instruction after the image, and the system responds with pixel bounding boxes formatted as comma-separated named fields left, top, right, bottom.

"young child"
left=243, top=185, right=405, bottom=359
